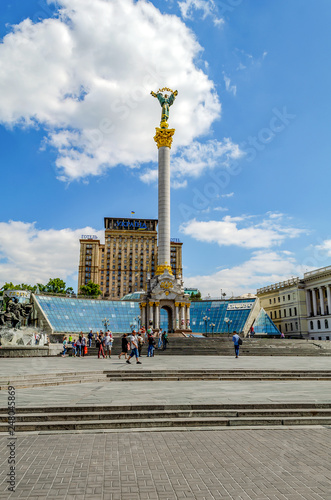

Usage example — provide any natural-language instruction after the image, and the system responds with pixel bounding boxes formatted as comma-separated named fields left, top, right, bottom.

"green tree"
left=79, top=281, right=102, bottom=297
left=44, top=278, right=67, bottom=294
left=0, top=282, right=38, bottom=295
left=190, top=291, right=202, bottom=301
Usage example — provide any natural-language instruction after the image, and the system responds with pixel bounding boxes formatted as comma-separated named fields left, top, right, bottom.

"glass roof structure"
left=35, top=295, right=256, bottom=334
left=252, top=308, right=280, bottom=335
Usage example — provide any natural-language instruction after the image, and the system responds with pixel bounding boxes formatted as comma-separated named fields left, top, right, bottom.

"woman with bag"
left=118, top=333, right=129, bottom=360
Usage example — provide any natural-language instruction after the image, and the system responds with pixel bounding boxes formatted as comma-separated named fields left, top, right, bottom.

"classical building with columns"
left=304, top=266, right=331, bottom=340
left=257, top=278, right=307, bottom=336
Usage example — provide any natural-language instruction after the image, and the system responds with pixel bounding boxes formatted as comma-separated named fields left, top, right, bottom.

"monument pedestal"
left=140, top=269, right=191, bottom=334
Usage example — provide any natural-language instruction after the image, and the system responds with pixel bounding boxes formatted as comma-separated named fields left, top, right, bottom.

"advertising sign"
left=3, top=290, right=31, bottom=303
left=227, top=302, right=253, bottom=311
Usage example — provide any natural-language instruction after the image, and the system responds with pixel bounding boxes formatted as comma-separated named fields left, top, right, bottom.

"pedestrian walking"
left=88, top=329, right=93, bottom=347
left=72, top=339, right=77, bottom=357
left=137, top=332, right=145, bottom=357
left=104, top=330, right=113, bottom=358
left=62, top=337, right=67, bottom=357
left=126, top=331, right=142, bottom=364
left=76, top=336, right=82, bottom=357
left=232, top=331, right=242, bottom=358
left=147, top=332, right=156, bottom=357
left=118, top=333, right=129, bottom=359
left=81, top=334, right=86, bottom=357
left=157, top=329, right=162, bottom=349
left=96, top=332, right=106, bottom=359
left=162, top=331, right=168, bottom=350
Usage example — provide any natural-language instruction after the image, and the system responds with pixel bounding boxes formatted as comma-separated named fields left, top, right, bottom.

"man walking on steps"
left=126, top=330, right=142, bottom=364
left=232, top=330, right=242, bottom=358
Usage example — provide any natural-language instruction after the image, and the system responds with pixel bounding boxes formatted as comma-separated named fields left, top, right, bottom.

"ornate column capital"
left=154, top=127, right=175, bottom=149
left=154, top=302, right=160, bottom=307
left=174, top=302, right=180, bottom=307
left=148, top=301, right=154, bottom=306
left=140, top=302, right=147, bottom=308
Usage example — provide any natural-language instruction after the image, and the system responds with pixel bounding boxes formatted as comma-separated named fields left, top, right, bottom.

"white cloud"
left=0, top=0, right=220, bottom=182
left=180, top=214, right=306, bottom=249
left=315, top=240, right=331, bottom=258
left=223, top=74, right=237, bottom=96
left=184, top=250, right=303, bottom=297
left=140, top=138, right=242, bottom=187
left=178, top=0, right=224, bottom=26
left=0, top=221, right=103, bottom=287
left=213, top=206, right=228, bottom=212
left=221, top=192, right=234, bottom=198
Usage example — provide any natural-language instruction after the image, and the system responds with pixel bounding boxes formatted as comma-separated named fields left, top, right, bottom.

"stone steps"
left=3, top=369, right=331, bottom=389
left=1, top=403, right=331, bottom=432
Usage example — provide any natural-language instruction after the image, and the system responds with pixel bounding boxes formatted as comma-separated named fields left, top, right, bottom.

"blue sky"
left=1, top=0, right=331, bottom=296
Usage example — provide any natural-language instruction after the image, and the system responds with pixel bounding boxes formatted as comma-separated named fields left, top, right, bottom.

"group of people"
left=119, top=328, right=169, bottom=364
left=61, top=327, right=169, bottom=360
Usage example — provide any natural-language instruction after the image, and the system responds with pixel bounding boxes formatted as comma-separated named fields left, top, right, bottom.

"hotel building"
left=78, top=217, right=182, bottom=299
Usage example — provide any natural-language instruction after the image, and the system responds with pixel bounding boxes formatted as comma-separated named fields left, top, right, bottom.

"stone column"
left=140, top=303, right=146, bottom=328
left=305, top=290, right=312, bottom=317
left=180, top=302, right=186, bottom=328
left=312, top=289, right=318, bottom=316
left=148, top=301, right=154, bottom=327
left=158, top=146, right=170, bottom=271
left=327, top=286, right=331, bottom=315
left=175, top=302, right=180, bottom=329
left=319, top=287, right=325, bottom=315
left=186, top=303, right=191, bottom=329
left=154, top=302, right=160, bottom=329
left=154, top=126, right=175, bottom=275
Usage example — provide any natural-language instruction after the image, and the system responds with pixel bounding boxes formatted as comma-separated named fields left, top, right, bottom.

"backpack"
left=238, top=337, right=243, bottom=345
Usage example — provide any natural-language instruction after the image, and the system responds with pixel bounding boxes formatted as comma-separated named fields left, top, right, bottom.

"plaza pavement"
left=0, top=356, right=331, bottom=499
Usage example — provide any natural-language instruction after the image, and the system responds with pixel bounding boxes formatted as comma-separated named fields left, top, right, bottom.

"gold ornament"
left=155, top=264, right=173, bottom=275
left=154, top=127, right=175, bottom=149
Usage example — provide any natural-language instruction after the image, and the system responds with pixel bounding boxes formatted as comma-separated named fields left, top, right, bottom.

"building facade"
left=304, top=266, right=331, bottom=340
left=257, top=278, right=308, bottom=336
left=78, top=218, right=183, bottom=299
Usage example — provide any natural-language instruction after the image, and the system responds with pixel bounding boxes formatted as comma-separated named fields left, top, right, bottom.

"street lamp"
left=203, top=315, right=210, bottom=336
left=103, top=318, right=110, bottom=331
left=224, top=317, right=232, bottom=336
left=210, top=323, right=215, bottom=336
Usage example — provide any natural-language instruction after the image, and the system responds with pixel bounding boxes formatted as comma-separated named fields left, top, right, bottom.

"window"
left=294, top=307, right=297, bottom=316
left=274, top=298, right=276, bottom=303
left=290, top=323, right=293, bottom=331
left=270, top=311, right=272, bottom=319
left=285, top=324, right=288, bottom=332
left=310, top=321, right=314, bottom=330
left=289, top=308, right=292, bottom=316
left=288, top=294, right=290, bottom=300
left=326, top=337, right=330, bottom=341
left=278, top=297, right=280, bottom=303
left=283, top=296, right=285, bottom=302
left=317, top=320, right=321, bottom=330
left=284, top=309, right=286, bottom=318
left=325, top=319, right=329, bottom=329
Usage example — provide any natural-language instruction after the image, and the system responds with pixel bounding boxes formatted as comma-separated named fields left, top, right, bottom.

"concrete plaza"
left=0, top=356, right=330, bottom=499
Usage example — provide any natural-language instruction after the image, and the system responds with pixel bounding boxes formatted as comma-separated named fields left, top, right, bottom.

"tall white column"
left=186, top=305, right=190, bottom=328
left=140, top=304, right=146, bottom=328
left=180, top=302, right=186, bottom=328
left=158, top=146, right=171, bottom=270
left=327, top=286, right=331, bottom=315
left=319, top=287, right=325, bottom=315
left=312, top=289, right=318, bottom=316
left=175, top=302, right=179, bottom=329
left=305, top=290, right=312, bottom=317
left=149, top=302, right=154, bottom=327
left=155, top=302, right=160, bottom=329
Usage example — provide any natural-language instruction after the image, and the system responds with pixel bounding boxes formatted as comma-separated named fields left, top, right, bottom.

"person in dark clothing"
left=162, top=331, right=168, bottom=350
left=118, top=333, right=129, bottom=360
left=147, top=333, right=155, bottom=357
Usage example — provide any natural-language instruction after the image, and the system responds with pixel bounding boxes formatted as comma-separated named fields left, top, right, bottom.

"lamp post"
left=224, top=317, right=232, bottom=337
left=210, top=323, right=215, bottom=336
left=103, top=318, right=110, bottom=331
left=203, top=315, right=210, bottom=336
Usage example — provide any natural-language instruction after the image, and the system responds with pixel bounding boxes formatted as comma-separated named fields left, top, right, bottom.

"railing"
left=304, top=265, right=331, bottom=278
left=257, top=278, right=300, bottom=294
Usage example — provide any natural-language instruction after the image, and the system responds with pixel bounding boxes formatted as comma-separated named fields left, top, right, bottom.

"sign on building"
left=227, top=302, right=253, bottom=311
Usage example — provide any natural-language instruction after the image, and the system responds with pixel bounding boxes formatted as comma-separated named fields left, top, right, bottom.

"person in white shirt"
left=126, top=331, right=142, bottom=364
left=104, top=330, right=113, bottom=358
